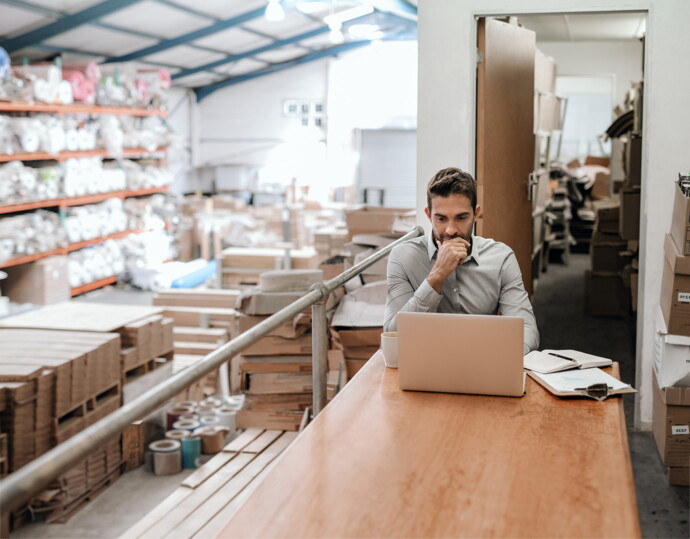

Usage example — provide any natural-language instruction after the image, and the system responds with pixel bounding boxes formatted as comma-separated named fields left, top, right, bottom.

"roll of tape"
left=153, top=450, right=181, bottom=476
left=148, top=439, right=181, bottom=453
left=176, top=400, right=198, bottom=409
left=195, top=405, right=217, bottom=415
left=172, top=419, right=201, bottom=432
left=165, top=430, right=191, bottom=441
left=194, top=427, right=226, bottom=454
left=199, top=415, right=220, bottom=427
left=181, top=436, right=202, bottom=469
left=166, top=406, right=196, bottom=430
left=199, top=397, right=222, bottom=408
left=216, top=408, right=237, bottom=430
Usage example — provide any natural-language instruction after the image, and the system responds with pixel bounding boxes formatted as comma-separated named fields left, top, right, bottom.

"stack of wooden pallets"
left=123, top=429, right=296, bottom=538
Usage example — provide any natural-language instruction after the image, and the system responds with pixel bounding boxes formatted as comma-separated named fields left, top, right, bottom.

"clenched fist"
left=427, top=237, right=471, bottom=293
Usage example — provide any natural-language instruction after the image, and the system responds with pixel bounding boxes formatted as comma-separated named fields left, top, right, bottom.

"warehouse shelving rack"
left=0, top=102, right=170, bottom=295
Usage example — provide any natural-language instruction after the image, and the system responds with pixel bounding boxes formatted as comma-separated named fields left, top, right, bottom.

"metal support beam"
left=103, top=6, right=266, bottom=64
left=173, top=26, right=328, bottom=81
left=195, top=40, right=372, bottom=101
left=0, top=0, right=143, bottom=52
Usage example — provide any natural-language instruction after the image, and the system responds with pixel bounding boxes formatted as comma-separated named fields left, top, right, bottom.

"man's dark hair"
left=426, top=167, right=477, bottom=210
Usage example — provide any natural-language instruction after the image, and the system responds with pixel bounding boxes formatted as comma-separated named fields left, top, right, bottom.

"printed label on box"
left=671, top=425, right=690, bottom=435
left=678, top=292, right=690, bottom=303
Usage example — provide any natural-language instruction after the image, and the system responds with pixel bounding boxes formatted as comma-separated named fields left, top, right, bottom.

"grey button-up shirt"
left=384, top=231, right=539, bottom=354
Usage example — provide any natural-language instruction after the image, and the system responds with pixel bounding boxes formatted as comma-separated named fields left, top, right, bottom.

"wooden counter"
left=220, top=351, right=641, bottom=538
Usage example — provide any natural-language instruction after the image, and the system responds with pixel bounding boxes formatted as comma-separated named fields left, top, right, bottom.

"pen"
left=547, top=352, right=578, bottom=363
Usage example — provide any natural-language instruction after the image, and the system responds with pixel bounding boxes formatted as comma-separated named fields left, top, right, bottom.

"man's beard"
left=433, top=229, right=472, bottom=246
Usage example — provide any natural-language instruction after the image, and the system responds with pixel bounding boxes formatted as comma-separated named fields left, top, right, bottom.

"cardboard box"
left=593, top=201, right=620, bottom=235
left=590, top=232, right=628, bottom=272
left=625, top=135, right=642, bottom=187
left=660, top=234, right=690, bottom=336
left=584, top=155, right=610, bottom=167
left=591, top=173, right=611, bottom=200
left=670, top=183, right=690, bottom=256
left=654, top=304, right=690, bottom=388
left=2, top=256, right=70, bottom=305
left=344, top=206, right=411, bottom=240
left=584, top=271, right=629, bottom=317
left=668, top=466, right=689, bottom=486
left=242, top=334, right=312, bottom=357
left=619, top=188, right=641, bottom=240
left=244, top=372, right=312, bottom=395
left=652, top=371, right=690, bottom=468
left=236, top=409, right=303, bottom=431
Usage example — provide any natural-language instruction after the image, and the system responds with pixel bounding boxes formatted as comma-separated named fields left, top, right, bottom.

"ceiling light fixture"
left=265, top=0, right=285, bottom=22
left=324, top=4, right=374, bottom=26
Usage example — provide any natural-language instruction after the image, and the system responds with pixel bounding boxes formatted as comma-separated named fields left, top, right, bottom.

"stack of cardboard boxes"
left=234, top=270, right=323, bottom=431
left=654, top=174, right=690, bottom=487
left=585, top=135, right=641, bottom=316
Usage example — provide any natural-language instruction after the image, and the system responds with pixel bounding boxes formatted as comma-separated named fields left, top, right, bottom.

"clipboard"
left=527, top=367, right=637, bottom=401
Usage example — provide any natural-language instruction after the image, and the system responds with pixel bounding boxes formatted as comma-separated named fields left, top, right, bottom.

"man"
left=384, top=167, right=539, bottom=354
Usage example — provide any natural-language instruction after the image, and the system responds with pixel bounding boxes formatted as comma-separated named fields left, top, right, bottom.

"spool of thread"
left=199, top=415, right=220, bottom=427
left=166, top=405, right=195, bottom=430
left=194, top=427, right=227, bottom=454
left=172, top=419, right=201, bottom=432
left=181, top=436, right=202, bottom=469
left=165, top=430, right=190, bottom=441
left=216, top=407, right=237, bottom=431
left=148, top=439, right=182, bottom=476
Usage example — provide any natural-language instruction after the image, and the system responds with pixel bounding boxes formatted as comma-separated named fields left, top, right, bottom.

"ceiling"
left=0, top=0, right=417, bottom=100
left=0, top=2, right=645, bottom=101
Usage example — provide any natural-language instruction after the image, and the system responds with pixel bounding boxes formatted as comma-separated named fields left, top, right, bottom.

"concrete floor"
left=9, top=255, right=690, bottom=538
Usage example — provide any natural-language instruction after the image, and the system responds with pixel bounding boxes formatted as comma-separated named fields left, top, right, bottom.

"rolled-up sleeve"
left=383, top=246, right=441, bottom=332
left=499, top=252, right=540, bottom=354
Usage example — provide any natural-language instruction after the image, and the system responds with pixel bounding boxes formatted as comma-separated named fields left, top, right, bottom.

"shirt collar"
left=426, top=230, right=480, bottom=265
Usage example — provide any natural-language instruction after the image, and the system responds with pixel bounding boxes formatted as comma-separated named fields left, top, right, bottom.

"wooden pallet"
left=55, top=382, right=121, bottom=444
left=123, top=350, right=174, bottom=384
left=122, top=429, right=297, bottom=539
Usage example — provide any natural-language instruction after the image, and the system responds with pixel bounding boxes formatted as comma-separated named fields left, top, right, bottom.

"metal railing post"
left=309, top=283, right=330, bottom=416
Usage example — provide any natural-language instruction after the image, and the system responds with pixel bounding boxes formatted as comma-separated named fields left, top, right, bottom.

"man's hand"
left=427, top=237, right=471, bottom=293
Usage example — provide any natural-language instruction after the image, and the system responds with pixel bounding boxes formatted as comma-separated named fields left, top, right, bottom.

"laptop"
left=397, top=312, right=525, bottom=397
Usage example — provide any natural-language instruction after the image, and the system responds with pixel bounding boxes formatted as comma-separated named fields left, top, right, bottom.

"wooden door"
left=476, top=17, right=536, bottom=293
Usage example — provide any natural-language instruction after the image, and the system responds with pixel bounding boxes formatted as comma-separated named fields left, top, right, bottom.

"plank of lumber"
left=121, top=488, right=193, bottom=539
left=222, top=428, right=264, bottom=453
left=173, top=327, right=228, bottom=343
left=241, top=430, right=283, bottom=454
left=182, top=452, right=237, bottom=489
left=169, top=432, right=296, bottom=539
left=173, top=341, right=219, bottom=356
left=138, top=453, right=257, bottom=539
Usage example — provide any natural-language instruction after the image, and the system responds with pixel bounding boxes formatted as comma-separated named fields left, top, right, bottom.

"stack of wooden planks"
left=122, top=428, right=297, bottom=539
left=219, top=247, right=321, bottom=287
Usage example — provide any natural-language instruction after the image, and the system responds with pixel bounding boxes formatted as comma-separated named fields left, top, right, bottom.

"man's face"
left=424, top=194, right=481, bottom=246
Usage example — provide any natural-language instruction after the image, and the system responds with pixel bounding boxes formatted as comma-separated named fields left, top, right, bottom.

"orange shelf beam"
left=0, top=147, right=167, bottom=163
left=0, top=228, right=146, bottom=269
left=0, top=102, right=167, bottom=117
left=0, top=186, right=169, bottom=214
left=71, top=276, right=117, bottom=297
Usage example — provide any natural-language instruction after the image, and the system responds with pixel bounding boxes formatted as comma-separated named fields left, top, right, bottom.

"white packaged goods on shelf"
left=62, top=157, right=127, bottom=196
left=120, top=116, right=171, bottom=151
left=68, top=240, right=125, bottom=288
left=113, top=159, right=173, bottom=189
left=0, top=210, right=67, bottom=262
left=97, top=65, right=170, bottom=108
left=122, top=230, right=174, bottom=271
left=64, top=198, right=128, bottom=242
left=13, top=64, right=73, bottom=105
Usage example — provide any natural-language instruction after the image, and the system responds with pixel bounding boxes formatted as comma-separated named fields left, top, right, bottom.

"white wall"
left=418, top=0, right=690, bottom=429
left=537, top=41, right=643, bottom=107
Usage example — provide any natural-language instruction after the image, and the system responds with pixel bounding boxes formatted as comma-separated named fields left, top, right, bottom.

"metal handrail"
left=0, top=225, right=424, bottom=513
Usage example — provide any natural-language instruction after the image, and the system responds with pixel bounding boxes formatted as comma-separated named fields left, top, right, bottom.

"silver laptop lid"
left=397, top=312, right=524, bottom=397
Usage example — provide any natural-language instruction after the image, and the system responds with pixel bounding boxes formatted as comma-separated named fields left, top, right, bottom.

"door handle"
left=527, top=172, right=538, bottom=201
